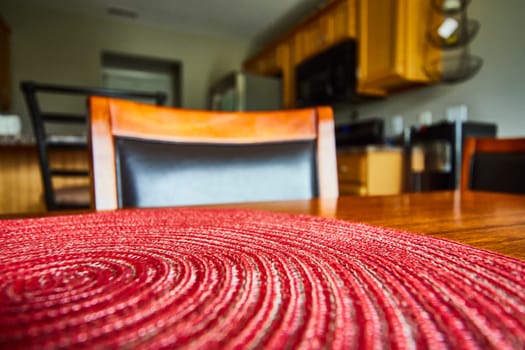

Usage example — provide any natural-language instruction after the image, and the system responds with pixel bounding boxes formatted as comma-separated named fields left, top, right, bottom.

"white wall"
left=1, top=2, right=250, bottom=134
left=335, top=0, right=525, bottom=138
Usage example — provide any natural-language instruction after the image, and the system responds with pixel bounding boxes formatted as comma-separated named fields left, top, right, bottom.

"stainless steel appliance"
left=208, top=72, right=281, bottom=111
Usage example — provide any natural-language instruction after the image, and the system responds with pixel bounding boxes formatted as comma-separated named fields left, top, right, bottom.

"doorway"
left=101, top=52, right=182, bottom=107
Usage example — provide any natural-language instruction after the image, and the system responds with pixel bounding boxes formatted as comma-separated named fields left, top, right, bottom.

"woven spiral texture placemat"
left=1, top=208, right=524, bottom=349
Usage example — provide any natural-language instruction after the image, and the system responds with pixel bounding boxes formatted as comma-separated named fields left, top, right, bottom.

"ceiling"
left=21, top=0, right=326, bottom=45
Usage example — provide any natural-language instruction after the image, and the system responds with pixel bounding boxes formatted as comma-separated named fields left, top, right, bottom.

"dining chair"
left=20, top=81, right=166, bottom=210
left=89, top=97, right=339, bottom=210
left=460, top=137, right=525, bottom=194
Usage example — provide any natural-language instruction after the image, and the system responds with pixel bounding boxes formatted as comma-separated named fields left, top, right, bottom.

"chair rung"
left=53, top=203, right=91, bottom=210
left=50, top=169, right=89, bottom=177
left=41, top=113, right=87, bottom=123
left=46, top=139, right=88, bottom=149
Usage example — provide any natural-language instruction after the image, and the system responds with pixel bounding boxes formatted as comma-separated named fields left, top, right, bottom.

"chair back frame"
left=460, top=137, right=525, bottom=191
left=20, top=81, right=166, bottom=210
left=89, top=97, right=339, bottom=210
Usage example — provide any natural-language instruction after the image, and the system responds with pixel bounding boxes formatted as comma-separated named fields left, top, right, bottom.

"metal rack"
left=424, top=0, right=482, bottom=83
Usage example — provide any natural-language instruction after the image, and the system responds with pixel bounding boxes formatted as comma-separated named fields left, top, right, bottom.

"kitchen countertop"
left=336, top=144, right=404, bottom=153
left=0, top=135, right=35, bottom=146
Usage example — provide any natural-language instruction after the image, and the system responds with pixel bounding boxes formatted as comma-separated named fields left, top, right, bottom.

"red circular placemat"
left=1, top=208, right=524, bottom=349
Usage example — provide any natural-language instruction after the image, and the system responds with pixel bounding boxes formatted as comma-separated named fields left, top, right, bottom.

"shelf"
left=50, top=169, right=89, bottom=177
left=42, top=113, right=87, bottom=124
left=46, top=135, right=88, bottom=149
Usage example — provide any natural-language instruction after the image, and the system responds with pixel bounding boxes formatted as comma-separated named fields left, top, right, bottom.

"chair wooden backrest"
left=89, top=97, right=339, bottom=210
left=461, top=137, right=525, bottom=193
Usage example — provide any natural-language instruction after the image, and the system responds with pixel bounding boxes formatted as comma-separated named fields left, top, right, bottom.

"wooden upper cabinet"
left=294, top=15, right=334, bottom=64
left=357, top=0, right=440, bottom=95
left=244, top=0, right=439, bottom=106
left=293, top=0, right=356, bottom=65
left=246, top=0, right=357, bottom=73
left=333, top=0, right=356, bottom=42
left=244, top=0, right=357, bottom=108
left=0, top=16, right=11, bottom=111
left=244, top=41, right=290, bottom=77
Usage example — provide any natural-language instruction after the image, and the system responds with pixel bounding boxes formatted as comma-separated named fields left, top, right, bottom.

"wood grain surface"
left=4, top=191, right=525, bottom=260
left=106, top=97, right=317, bottom=144
left=0, top=145, right=44, bottom=214
left=0, top=145, right=89, bottom=214
left=205, top=191, right=525, bottom=260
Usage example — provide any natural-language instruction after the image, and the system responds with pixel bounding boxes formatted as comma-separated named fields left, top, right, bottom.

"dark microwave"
left=295, top=40, right=368, bottom=107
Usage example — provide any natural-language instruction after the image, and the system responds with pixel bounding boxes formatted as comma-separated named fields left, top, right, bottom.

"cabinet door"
left=308, top=15, right=335, bottom=59
left=274, top=42, right=294, bottom=108
left=337, top=149, right=403, bottom=196
left=0, top=146, right=45, bottom=214
left=293, top=0, right=356, bottom=66
left=243, top=40, right=294, bottom=108
left=337, top=152, right=368, bottom=195
left=331, top=0, right=356, bottom=43
left=244, top=42, right=289, bottom=76
left=0, top=17, right=10, bottom=111
left=358, top=0, right=440, bottom=95
left=293, top=25, right=314, bottom=65
left=338, top=152, right=367, bottom=184
left=366, top=150, right=403, bottom=195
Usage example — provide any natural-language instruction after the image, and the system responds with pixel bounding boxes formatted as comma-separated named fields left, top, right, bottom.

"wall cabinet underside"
left=244, top=0, right=440, bottom=107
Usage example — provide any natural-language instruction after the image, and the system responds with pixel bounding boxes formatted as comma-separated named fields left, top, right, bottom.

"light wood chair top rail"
left=104, top=98, right=321, bottom=143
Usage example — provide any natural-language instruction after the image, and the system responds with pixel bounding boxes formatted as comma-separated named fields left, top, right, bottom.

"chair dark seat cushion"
left=470, top=153, right=525, bottom=194
left=116, top=137, right=317, bottom=208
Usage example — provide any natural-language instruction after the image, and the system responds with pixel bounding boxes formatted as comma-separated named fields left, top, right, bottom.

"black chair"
left=20, top=81, right=166, bottom=210
left=461, top=137, right=525, bottom=194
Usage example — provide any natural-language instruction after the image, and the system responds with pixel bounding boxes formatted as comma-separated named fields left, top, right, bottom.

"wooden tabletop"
left=3, top=191, right=525, bottom=260
left=205, top=191, right=525, bottom=260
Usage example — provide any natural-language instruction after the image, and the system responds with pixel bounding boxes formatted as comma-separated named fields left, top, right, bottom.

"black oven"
left=295, top=40, right=360, bottom=107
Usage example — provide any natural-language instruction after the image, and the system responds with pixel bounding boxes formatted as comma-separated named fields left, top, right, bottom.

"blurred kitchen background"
left=1, top=0, right=525, bottom=212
